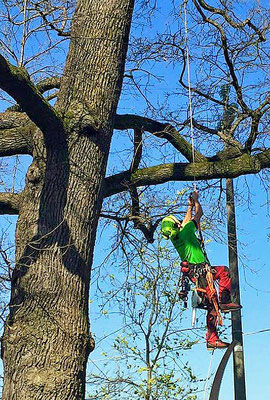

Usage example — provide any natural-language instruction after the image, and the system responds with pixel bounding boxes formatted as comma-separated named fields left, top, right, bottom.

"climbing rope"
left=203, top=349, right=215, bottom=400
left=182, top=0, right=224, bottom=345
left=183, top=0, right=196, bottom=190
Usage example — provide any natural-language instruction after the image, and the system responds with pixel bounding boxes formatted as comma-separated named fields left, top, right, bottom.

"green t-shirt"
left=161, top=217, right=205, bottom=264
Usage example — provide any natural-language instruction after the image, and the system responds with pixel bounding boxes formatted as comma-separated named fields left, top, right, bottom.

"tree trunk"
left=1, top=0, right=134, bottom=398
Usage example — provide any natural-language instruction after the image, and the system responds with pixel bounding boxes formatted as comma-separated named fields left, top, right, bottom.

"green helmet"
left=161, top=215, right=181, bottom=240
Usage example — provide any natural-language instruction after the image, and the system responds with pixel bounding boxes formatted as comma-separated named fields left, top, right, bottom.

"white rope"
left=203, top=349, right=215, bottom=400
left=183, top=0, right=197, bottom=190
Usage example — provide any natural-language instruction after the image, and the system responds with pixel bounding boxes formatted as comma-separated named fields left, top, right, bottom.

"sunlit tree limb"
left=0, top=112, right=33, bottom=156
left=36, top=76, right=62, bottom=94
left=0, top=192, right=21, bottom=215
left=0, top=55, right=63, bottom=142
left=104, top=150, right=270, bottom=197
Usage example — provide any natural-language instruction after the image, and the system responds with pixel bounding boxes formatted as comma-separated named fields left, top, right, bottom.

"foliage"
left=87, top=208, right=207, bottom=400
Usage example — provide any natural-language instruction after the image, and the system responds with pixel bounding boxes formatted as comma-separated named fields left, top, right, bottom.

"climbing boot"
left=207, top=339, right=230, bottom=350
left=220, top=289, right=242, bottom=313
left=220, top=303, right=242, bottom=313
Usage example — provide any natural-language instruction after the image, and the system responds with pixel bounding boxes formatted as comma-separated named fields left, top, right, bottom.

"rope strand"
left=203, top=349, right=215, bottom=400
left=183, top=0, right=196, bottom=190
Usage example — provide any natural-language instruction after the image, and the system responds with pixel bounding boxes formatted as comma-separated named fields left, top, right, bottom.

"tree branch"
left=189, top=118, right=243, bottom=151
left=0, top=192, right=21, bottom=215
left=103, top=150, right=270, bottom=197
left=193, top=0, right=251, bottom=114
left=129, top=187, right=157, bottom=243
left=36, top=76, right=62, bottom=94
left=0, top=55, right=64, bottom=143
left=178, top=46, right=224, bottom=106
left=245, top=114, right=261, bottom=150
left=196, top=0, right=266, bottom=41
left=34, top=4, right=71, bottom=37
left=130, top=128, right=143, bottom=172
left=0, top=112, right=33, bottom=156
left=7, top=77, right=61, bottom=112
left=114, top=114, right=207, bottom=162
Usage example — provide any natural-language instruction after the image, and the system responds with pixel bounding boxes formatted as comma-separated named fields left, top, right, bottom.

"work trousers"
left=186, top=264, right=232, bottom=343
left=205, top=265, right=231, bottom=342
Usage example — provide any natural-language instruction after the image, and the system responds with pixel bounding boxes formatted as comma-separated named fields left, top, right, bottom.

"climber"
left=161, top=190, right=242, bottom=350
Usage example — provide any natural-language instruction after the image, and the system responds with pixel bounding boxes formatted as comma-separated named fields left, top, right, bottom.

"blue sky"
left=87, top=173, right=270, bottom=399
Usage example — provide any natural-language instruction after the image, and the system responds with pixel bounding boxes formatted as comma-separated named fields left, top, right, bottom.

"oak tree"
left=0, top=0, right=269, bottom=399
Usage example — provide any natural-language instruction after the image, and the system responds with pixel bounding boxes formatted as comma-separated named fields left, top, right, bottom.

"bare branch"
left=34, top=4, right=71, bottom=37
left=0, top=128, right=32, bottom=157
left=45, top=92, right=59, bottom=103
left=188, top=118, right=243, bottom=151
left=254, top=94, right=270, bottom=115
left=103, top=150, right=270, bottom=197
left=114, top=114, right=207, bottom=162
left=196, top=0, right=266, bottom=41
left=0, top=112, right=33, bottom=156
left=0, top=55, right=64, bottom=143
left=130, top=128, right=143, bottom=172
left=36, top=76, right=61, bottom=94
left=6, top=78, right=61, bottom=113
left=129, top=187, right=156, bottom=243
left=100, top=208, right=161, bottom=243
left=193, top=0, right=251, bottom=114
left=245, top=114, right=261, bottom=150
left=178, top=46, right=224, bottom=106
left=0, top=245, right=13, bottom=281
left=0, top=192, right=22, bottom=215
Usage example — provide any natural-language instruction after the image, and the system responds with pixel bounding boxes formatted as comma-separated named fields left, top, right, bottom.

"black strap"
left=209, top=341, right=237, bottom=400
left=192, top=219, right=198, bottom=229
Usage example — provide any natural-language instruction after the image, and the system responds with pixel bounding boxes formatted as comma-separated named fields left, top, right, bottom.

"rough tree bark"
left=1, top=0, right=134, bottom=399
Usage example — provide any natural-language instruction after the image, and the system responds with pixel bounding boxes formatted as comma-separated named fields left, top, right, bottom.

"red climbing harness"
left=180, top=261, right=223, bottom=326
